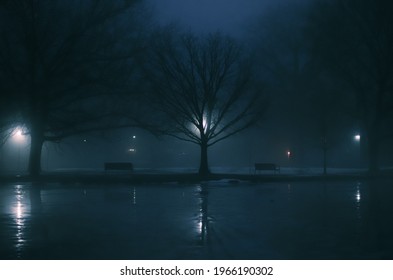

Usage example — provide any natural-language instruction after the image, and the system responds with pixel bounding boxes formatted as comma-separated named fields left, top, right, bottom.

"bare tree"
left=144, top=31, right=266, bottom=177
left=307, top=0, right=393, bottom=174
left=0, top=0, right=147, bottom=176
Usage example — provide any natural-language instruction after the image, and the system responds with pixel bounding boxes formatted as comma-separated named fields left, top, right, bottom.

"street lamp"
left=353, top=134, right=362, bottom=169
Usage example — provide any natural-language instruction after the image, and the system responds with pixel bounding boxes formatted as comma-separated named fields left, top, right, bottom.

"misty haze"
left=1, top=0, right=392, bottom=260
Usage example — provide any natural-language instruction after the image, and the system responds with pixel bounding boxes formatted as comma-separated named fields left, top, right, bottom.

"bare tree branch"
left=143, top=30, right=267, bottom=175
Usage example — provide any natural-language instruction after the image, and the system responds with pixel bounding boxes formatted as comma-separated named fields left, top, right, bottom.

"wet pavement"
left=0, top=179, right=392, bottom=259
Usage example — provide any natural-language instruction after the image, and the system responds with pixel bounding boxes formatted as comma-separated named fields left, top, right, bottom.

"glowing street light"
left=287, top=150, right=291, bottom=159
left=12, top=128, right=25, bottom=143
left=353, top=134, right=362, bottom=169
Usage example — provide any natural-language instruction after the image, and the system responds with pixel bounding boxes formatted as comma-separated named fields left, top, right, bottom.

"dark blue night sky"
left=147, top=0, right=302, bottom=34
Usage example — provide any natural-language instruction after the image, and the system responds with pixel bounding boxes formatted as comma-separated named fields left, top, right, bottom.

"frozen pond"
left=0, top=179, right=392, bottom=259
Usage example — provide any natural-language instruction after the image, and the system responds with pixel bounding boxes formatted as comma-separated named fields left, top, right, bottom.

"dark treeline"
left=0, top=0, right=148, bottom=176
left=250, top=0, right=393, bottom=175
left=0, top=0, right=392, bottom=177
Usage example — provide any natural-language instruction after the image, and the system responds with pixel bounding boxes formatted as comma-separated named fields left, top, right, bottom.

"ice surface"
left=0, top=179, right=392, bottom=259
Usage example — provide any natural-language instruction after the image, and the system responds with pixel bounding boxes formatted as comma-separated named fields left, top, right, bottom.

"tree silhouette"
left=307, top=0, right=393, bottom=174
left=144, top=31, right=266, bottom=177
left=0, top=0, right=146, bottom=176
left=251, top=5, right=347, bottom=172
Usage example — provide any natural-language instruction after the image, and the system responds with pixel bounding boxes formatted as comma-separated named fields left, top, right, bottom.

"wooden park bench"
left=254, top=163, right=280, bottom=174
left=104, top=162, right=133, bottom=172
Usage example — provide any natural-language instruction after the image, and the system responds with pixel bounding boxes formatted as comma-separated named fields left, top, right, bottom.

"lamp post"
left=128, top=135, right=137, bottom=159
left=354, top=134, right=361, bottom=168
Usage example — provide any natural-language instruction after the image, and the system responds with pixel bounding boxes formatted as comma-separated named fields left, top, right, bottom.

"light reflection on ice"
left=195, top=184, right=209, bottom=244
left=195, top=185, right=202, bottom=236
left=132, top=187, right=137, bottom=205
left=16, top=200, right=23, bottom=219
left=1, top=179, right=392, bottom=259
left=354, top=182, right=362, bottom=224
left=356, top=184, right=361, bottom=203
left=13, top=185, right=27, bottom=256
left=197, top=217, right=203, bottom=235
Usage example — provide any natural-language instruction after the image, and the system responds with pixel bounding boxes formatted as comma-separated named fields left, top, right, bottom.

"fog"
left=1, top=0, right=392, bottom=176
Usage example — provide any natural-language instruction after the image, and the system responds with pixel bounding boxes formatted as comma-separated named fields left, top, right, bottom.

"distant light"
left=132, top=135, right=136, bottom=139
left=83, top=139, right=87, bottom=143
left=128, top=148, right=136, bottom=152
left=354, top=134, right=361, bottom=142
left=287, top=150, right=291, bottom=158
left=12, top=127, right=25, bottom=143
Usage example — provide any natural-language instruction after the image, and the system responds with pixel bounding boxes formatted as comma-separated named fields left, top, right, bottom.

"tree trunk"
left=28, top=130, right=44, bottom=178
left=198, top=141, right=210, bottom=177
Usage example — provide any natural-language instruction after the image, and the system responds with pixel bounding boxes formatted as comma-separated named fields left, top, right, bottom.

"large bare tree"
left=0, top=0, right=147, bottom=176
left=144, top=31, right=266, bottom=176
